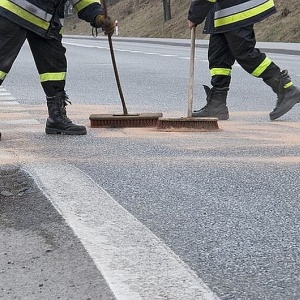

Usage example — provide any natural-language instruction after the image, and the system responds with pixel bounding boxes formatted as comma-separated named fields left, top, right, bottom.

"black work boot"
left=265, top=70, right=300, bottom=120
left=45, top=91, right=87, bottom=135
left=192, top=85, right=229, bottom=120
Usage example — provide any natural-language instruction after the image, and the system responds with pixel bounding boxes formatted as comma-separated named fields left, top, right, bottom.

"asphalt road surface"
left=1, top=36, right=300, bottom=300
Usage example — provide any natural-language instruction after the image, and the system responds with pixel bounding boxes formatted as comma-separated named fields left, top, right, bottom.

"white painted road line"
left=63, top=42, right=245, bottom=65
left=0, top=87, right=18, bottom=104
left=64, top=41, right=192, bottom=60
left=0, top=101, right=20, bottom=106
left=24, top=163, right=220, bottom=300
left=1, top=119, right=40, bottom=125
left=0, top=87, right=16, bottom=99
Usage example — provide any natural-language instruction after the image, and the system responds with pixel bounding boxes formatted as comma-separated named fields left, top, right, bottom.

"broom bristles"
left=157, top=117, right=219, bottom=132
left=89, top=115, right=219, bottom=131
left=89, top=113, right=162, bottom=128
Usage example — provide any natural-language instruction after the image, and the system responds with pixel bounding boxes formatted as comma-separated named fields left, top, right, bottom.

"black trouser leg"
left=26, top=31, right=67, bottom=97
left=26, top=32, right=86, bottom=135
left=223, top=25, right=300, bottom=120
left=208, top=33, right=235, bottom=88
left=193, top=35, right=232, bottom=119
left=224, top=25, right=280, bottom=80
left=0, top=16, right=27, bottom=85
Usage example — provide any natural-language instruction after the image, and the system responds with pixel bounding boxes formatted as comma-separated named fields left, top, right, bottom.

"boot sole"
left=191, top=112, right=229, bottom=120
left=45, top=128, right=87, bottom=135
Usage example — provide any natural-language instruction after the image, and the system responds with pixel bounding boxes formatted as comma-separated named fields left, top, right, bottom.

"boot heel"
left=45, top=127, right=62, bottom=134
left=217, top=113, right=229, bottom=120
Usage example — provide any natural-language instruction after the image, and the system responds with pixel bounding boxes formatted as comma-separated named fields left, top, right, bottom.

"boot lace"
left=195, top=87, right=214, bottom=112
left=276, top=77, right=286, bottom=106
left=61, top=95, right=73, bottom=123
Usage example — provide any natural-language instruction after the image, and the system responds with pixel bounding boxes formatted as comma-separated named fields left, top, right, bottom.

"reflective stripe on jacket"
left=0, top=0, right=103, bottom=40
left=188, top=0, right=276, bottom=34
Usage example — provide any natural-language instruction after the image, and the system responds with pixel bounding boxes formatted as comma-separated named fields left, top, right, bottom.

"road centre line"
left=63, top=42, right=245, bottom=65
left=64, top=41, right=190, bottom=59
left=24, top=163, right=220, bottom=300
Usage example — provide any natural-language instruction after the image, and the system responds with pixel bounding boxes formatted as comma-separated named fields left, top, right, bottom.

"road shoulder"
left=0, top=165, right=116, bottom=300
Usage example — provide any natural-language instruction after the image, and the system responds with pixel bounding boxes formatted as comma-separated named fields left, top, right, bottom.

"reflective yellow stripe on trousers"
left=251, top=57, right=272, bottom=77
left=0, top=71, right=7, bottom=81
left=251, top=58, right=293, bottom=87
left=210, top=68, right=231, bottom=76
left=40, top=73, right=66, bottom=82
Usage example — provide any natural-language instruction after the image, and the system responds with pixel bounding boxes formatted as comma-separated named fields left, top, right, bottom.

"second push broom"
left=89, top=0, right=162, bottom=128
left=157, top=26, right=219, bottom=131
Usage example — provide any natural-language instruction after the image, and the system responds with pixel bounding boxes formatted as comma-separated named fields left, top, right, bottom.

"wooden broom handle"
left=188, top=26, right=196, bottom=118
left=102, top=0, right=128, bottom=115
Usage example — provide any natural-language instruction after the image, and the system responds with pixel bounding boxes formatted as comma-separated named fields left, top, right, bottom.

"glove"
left=94, top=15, right=115, bottom=36
left=188, top=20, right=197, bottom=29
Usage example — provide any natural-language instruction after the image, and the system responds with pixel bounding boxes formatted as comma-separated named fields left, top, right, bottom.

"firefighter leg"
left=0, top=16, right=28, bottom=140
left=192, top=33, right=233, bottom=120
left=26, top=32, right=86, bottom=135
left=0, top=16, right=27, bottom=86
left=226, top=25, right=300, bottom=120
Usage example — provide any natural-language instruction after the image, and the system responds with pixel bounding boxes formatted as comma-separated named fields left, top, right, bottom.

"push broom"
left=89, top=0, right=162, bottom=128
left=157, top=26, right=219, bottom=131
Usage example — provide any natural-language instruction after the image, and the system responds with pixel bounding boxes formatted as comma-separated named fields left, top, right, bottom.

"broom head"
left=157, top=117, right=219, bottom=132
left=90, top=113, right=163, bottom=128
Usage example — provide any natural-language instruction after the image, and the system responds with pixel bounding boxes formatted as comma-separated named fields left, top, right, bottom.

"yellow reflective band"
left=73, top=0, right=99, bottom=12
left=0, top=70, right=7, bottom=80
left=210, top=68, right=231, bottom=76
left=214, top=0, right=274, bottom=28
left=284, top=82, right=294, bottom=89
left=40, top=72, right=66, bottom=82
left=251, top=57, right=272, bottom=77
left=0, top=0, right=49, bottom=30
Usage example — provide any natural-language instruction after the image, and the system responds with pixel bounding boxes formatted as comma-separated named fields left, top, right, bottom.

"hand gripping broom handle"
left=187, top=26, right=196, bottom=118
left=102, top=0, right=128, bottom=115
